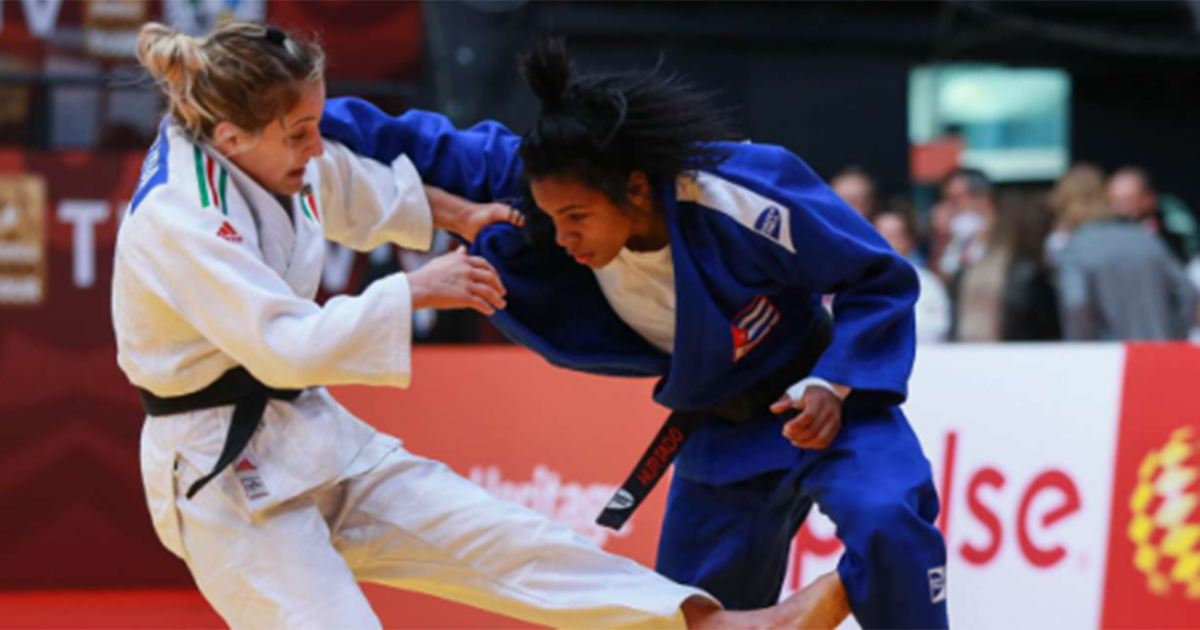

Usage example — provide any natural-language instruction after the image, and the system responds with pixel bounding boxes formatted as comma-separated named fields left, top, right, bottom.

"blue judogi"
left=322, top=98, right=950, bottom=628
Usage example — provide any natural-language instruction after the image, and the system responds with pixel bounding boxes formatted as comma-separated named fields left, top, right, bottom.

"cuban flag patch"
left=731, top=295, right=781, bottom=362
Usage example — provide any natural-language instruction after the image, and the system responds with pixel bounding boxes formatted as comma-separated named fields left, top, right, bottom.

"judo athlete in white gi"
left=112, top=21, right=839, bottom=630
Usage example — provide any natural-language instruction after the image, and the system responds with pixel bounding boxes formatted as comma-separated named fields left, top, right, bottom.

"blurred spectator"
left=873, top=205, right=951, bottom=343
left=927, top=199, right=954, bottom=275
left=1107, top=167, right=1199, bottom=264
left=933, top=168, right=990, bottom=281
left=950, top=188, right=1061, bottom=342
left=830, top=166, right=879, bottom=220
left=1046, top=163, right=1108, bottom=268
left=1057, top=186, right=1196, bottom=341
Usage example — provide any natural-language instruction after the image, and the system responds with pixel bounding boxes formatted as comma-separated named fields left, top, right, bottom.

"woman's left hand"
left=771, top=386, right=843, bottom=450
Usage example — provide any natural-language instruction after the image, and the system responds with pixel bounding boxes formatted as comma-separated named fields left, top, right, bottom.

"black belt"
left=597, top=312, right=833, bottom=530
left=137, top=367, right=302, bottom=499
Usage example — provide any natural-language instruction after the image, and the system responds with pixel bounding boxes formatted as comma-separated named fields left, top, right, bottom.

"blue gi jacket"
left=322, top=98, right=919, bottom=483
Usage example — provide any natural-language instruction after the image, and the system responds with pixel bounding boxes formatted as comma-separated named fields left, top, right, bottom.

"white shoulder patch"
left=676, top=171, right=796, bottom=254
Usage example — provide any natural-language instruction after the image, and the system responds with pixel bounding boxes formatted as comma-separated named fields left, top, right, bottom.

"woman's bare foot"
left=681, top=571, right=850, bottom=630
left=771, top=572, right=850, bottom=629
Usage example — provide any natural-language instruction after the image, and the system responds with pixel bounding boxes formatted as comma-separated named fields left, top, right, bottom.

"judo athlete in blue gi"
left=321, top=39, right=949, bottom=629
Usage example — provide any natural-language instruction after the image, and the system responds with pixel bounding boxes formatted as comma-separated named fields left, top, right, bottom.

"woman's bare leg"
left=682, top=571, right=850, bottom=630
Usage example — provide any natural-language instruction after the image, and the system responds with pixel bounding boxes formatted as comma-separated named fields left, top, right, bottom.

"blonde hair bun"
left=137, top=21, right=324, bottom=142
left=137, top=23, right=207, bottom=89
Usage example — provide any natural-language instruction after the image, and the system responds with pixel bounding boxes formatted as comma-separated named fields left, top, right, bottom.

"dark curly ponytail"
left=519, top=38, right=741, bottom=208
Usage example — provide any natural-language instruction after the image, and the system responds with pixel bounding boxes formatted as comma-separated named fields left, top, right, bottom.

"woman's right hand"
left=407, top=248, right=507, bottom=316
left=426, top=185, right=524, bottom=243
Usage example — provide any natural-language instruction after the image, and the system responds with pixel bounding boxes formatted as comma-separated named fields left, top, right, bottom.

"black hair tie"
left=264, top=26, right=287, bottom=47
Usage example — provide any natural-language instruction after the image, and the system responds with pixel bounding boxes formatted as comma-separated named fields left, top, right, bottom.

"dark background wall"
left=412, top=0, right=1200, bottom=207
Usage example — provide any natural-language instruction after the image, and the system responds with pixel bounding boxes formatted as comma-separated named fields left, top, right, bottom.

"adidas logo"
left=235, top=458, right=257, bottom=473
left=216, top=221, right=243, bottom=243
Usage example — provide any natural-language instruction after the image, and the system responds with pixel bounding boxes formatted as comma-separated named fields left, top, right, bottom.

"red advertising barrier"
left=784, top=345, right=1200, bottom=630
left=337, top=348, right=673, bottom=630
left=0, top=148, right=376, bottom=591
left=0, top=150, right=186, bottom=589
left=1103, top=346, right=1200, bottom=629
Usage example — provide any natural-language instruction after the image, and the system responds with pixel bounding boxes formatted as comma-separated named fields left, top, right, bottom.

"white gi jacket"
left=113, top=121, right=431, bottom=559
left=112, top=122, right=715, bottom=630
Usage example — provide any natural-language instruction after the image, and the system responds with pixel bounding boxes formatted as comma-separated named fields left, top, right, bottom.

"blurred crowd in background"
left=398, top=158, right=1200, bottom=346
left=834, top=162, right=1198, bottom=344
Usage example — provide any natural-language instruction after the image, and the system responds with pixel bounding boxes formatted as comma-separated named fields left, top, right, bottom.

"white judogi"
left=112, top=122, right=713, bottom=629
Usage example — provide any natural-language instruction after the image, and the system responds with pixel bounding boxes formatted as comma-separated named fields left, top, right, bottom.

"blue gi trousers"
left=656, top=403, right=949, bottom=629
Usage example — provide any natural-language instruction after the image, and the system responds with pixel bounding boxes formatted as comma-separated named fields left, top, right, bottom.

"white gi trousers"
left=141, top=390, right=709, bottom=630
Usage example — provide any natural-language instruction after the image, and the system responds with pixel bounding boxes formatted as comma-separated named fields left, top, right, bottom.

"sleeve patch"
left=130, top=119, right=172, bottom=215
left=676, top=171, right=796, bottom=254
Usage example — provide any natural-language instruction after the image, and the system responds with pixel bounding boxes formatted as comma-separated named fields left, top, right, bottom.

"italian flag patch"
left=299, top=184, right=322, bottom=225
left=192, top=146, right=229, bottom=215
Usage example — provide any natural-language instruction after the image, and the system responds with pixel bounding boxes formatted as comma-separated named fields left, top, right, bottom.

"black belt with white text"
left=136, top=367, right=302, bottom=500
left=596, top=311, right=833, bottom=530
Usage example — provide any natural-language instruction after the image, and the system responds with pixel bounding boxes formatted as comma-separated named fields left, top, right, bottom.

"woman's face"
left=530, top=176, right=638, bottom=269
left=217, top=78, right=326, bottom=196
left=872, top=213, right=912, bottom=257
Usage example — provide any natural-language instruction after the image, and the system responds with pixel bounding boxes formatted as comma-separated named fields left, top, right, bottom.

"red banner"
left=1102, top=345, right=1200, bottom=629
left=0, top=149, right=186, bottom=590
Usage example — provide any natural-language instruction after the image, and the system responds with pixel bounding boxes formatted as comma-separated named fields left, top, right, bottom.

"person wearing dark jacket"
left=950, top=189, right=1060, bottom=342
